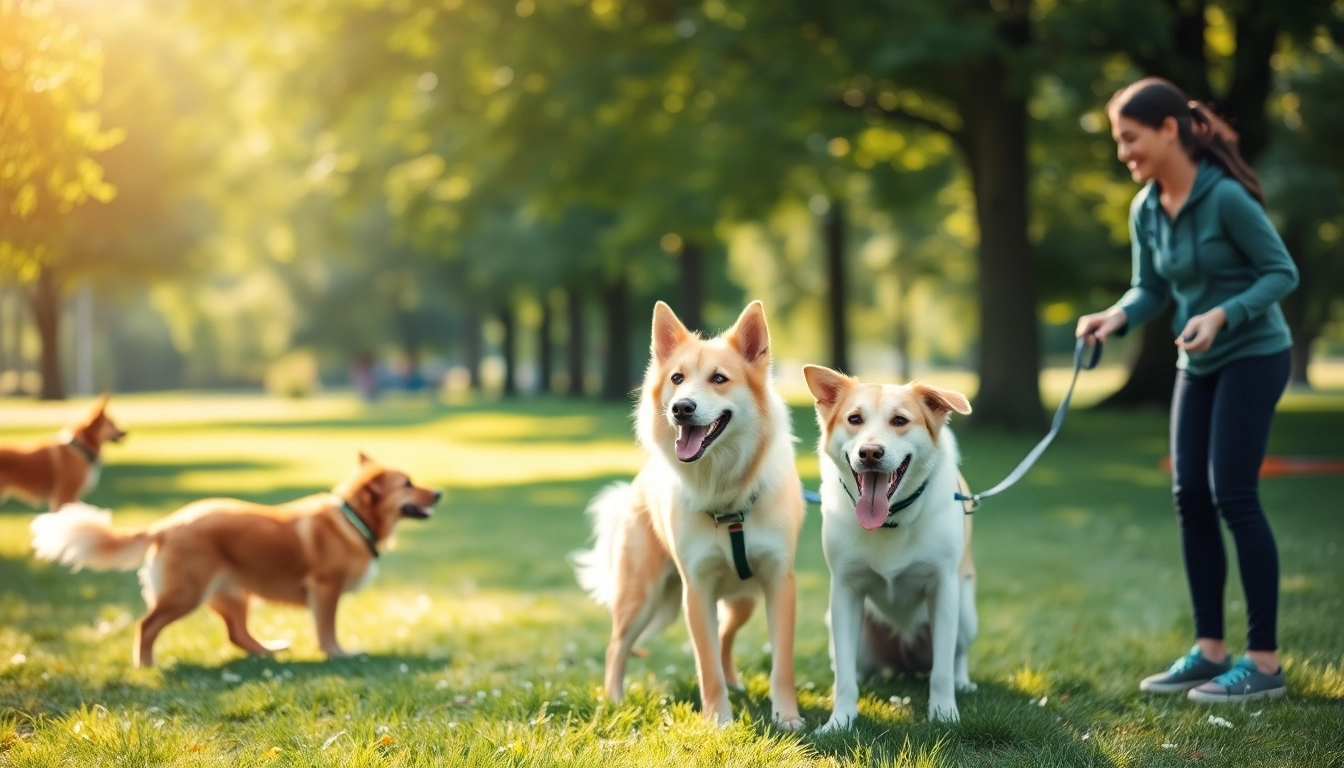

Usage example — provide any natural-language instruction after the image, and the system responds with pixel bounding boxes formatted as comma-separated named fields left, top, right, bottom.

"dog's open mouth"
left=852, top=453, right=912, bottom=530
left=400, top=503, right=433, bottom=520
left=675, top=411, right=731, bottom=463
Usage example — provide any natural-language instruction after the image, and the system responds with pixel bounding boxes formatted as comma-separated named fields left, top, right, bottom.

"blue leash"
left=802, top=336, right=1103, bottom=509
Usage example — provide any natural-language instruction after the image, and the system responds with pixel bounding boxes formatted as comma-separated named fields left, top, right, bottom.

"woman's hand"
left=1175, top=308, right=1227, bottom=354
left=1076, top=308, right=1128, bottom=342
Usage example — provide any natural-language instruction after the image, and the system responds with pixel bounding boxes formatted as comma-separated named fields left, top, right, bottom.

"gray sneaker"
left=1140, top=645, right=1232, bottom=693
left=1187, top=657, right=1286, bottom=703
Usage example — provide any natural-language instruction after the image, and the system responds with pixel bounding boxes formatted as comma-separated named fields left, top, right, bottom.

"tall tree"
left=1266, top=47, right=1344, bottom=386
left=0, top=0, right=122, bottom=398
left=824, top=200, right=850, bottom=373
left=774, top=0, right=1049, bottom=430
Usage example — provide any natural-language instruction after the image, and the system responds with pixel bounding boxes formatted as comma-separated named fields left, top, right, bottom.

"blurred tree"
left=143, top=0, right=1340, bottom=404
left=784, top=0, right=1049, bottom=430
left=1, top=0, right=121, bottom=399
left=1266, top=45, right=1344, bottom=387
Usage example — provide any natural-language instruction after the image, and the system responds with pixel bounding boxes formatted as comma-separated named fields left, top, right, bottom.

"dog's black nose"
left=431, top=490, right=443, bottom=504
left=671, top=399, right=697, bottom=420
left=857, top=444, right=885, bottom=463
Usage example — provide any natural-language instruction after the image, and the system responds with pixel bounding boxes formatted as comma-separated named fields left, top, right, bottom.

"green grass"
left=2, top=388, right=1343, bottom=767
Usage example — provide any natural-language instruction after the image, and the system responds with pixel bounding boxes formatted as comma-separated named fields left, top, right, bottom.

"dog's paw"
left=815, top=714, right=857, bottom=734
left=774, top=713, right=805, bottom=732
left=260, top=639, right=291, bottom=653
left=955, top=680, right=978, bottom=693
left=928, top=702, right=960, bottom=723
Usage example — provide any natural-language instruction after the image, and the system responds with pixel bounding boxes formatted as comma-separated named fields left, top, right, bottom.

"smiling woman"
left=1076, top=76, right=1301, bottom=705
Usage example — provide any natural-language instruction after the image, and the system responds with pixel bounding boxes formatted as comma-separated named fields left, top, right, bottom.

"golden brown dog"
left=30, top=453, right=439, bottom=667
left=0, top=394, right=126, bottom=510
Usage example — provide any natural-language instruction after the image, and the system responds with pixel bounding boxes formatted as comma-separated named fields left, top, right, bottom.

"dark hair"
left=1107, top=77, right=1265, bottom=206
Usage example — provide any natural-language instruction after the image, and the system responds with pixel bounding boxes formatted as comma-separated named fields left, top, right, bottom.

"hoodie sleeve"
left=1215, top=181, right=1300, bottom=331
left=1112, top=190, right=1169, bottom=333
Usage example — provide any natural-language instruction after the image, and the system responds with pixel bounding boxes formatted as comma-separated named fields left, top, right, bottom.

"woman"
left=1076, top=78, right=1299, bottom=703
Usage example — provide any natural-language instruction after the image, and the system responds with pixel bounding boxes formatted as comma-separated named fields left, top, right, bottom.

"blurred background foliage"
left=1, top=0, right=1341, bottom=430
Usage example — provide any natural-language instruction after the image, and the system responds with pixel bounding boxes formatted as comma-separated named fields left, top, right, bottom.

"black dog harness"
left=706, top=491, right=759, bottom=580
left=65, top=436, right=99, bottom=465
left=337, top=497, right=380, bottom=558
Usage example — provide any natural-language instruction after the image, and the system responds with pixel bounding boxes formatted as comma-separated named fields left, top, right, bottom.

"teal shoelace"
left=1210, top=659, right=1258, bottom=686
left=1169, top=647, right=1205, bottom=674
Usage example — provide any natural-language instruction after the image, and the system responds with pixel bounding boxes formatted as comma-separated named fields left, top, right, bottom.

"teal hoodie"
left=1114, top=161, right=1299, bottom=376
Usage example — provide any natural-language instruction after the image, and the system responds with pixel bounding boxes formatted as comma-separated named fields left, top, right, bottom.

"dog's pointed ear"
left=651, top=301, right=692, bottom=365
left=912, top=383, right=972, bottom=435
left=358, top=469, right=388, bottom=509
left=913, top=383, right=972, bottom=417
left=357, top=451, right=375, bottom=467
left=804, top=364, right=854, bottom=413
left=82, top=393, right=110, bottom=424
left=727, top=301, right=769, bottom=364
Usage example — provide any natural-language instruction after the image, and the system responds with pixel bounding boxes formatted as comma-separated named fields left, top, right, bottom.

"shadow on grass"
left=164, top=652, right=451, bottom=688
left=652, top=672, right=1126, bottom=765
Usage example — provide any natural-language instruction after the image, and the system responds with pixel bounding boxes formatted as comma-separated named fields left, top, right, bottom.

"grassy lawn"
left=1, top=385, right=1343, bottom=767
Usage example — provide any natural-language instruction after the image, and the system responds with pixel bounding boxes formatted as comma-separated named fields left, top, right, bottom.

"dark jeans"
left=1171, top=349, right=1290, bottom=652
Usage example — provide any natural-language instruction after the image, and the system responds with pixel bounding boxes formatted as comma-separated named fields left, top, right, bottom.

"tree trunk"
left=538, top=292, right=554, bottom=394
left=1096, top=306, right=1178, bottom=409
left=825, top=200, right=850, bottom=373
left=499, top=304, right=517, bottom=397
left=895, top=273, right=912, bottom=382
left=679, top=240, right=704, bottom=333
left=600, top=273, right=632, bottom=402
left=566, top=286, right=586, bottom=396
left=463, top=308, right=483, bottom=391
left=1288, top=332, right=1314, bottom=387
left=29, top=266, right=65, bottom=401
left=7, top=286, right=26, bottom=394
left=1279, top=222, right=1315, bottom=388
left=959, top=58, right=1044, bottom=433
left=0, top=286, right=9, bottom=375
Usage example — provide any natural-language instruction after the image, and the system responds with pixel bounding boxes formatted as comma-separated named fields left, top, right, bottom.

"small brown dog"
left=30, top=452, right=439, bottom=667
left=0, top=394, right=127, bottom=510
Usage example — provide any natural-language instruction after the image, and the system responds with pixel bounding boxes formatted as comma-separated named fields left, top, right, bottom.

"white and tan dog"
left=572, top=301, right=805, bottom=729
left=804, top=366, right=978, bottom=726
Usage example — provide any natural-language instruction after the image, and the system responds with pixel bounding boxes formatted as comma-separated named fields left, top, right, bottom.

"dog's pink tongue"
left=856, top=472, right=891, bottom=530
left=676, top=424, right=710, bottom=461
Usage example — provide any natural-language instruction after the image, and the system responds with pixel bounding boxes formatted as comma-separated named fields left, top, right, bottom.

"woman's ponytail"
left=1186, top=100, right=1265, bottom=206
left=1108, top=78, right=1267, bottom=207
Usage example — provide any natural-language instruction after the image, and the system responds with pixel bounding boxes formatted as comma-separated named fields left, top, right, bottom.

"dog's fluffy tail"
left=570, top=482, right=633, bottom=607
left=30, top=503, right=153, bottom=572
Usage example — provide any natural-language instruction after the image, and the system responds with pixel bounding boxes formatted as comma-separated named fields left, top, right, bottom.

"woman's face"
left=1110, top=113, right=1180, bottom=183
